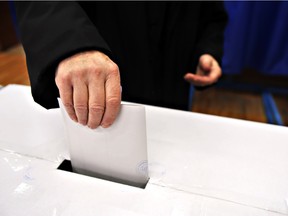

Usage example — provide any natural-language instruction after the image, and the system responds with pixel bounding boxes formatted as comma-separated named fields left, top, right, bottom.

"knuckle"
left=56, top=72, right=71, bottom=86
left=90, top=67, right=103, bottom=79
left=74, top=104, right=88, bottom=113
left=106, top=97, right=120, bottom=108
left=89, top=103, right=105, bottom=114
left=110, top=63, right=119, bottom=72
left=63, top=102, right=74, bottom=110
left=74, top=69, right=86, bottom=79
left=63, top=104, right=76, bottom=120
left=109, top=63, right=120, bottom=76
left=62, top=74, right=72, bottom=84
left=93, top=67, right=102, bottom=75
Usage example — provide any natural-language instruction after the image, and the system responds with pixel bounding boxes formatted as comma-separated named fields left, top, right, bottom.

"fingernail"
left=88, top=125, right=96, bottom=129
left=101, top=123, right=111, bottom=128
left=79, top=121, right=87, bottom=126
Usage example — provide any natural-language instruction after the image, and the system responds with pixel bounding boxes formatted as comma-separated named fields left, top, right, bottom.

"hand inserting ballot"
left=55, top=51, right=121, bottom=129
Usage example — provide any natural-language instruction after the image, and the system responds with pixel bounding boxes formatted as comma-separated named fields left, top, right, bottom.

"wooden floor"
left=191, top=77, right=288, bottom=126
left=0, top=45, right=30, bottom=86
left=1, top=44, right=287, bottom=126
left=191, top=87, right=267, bottom=123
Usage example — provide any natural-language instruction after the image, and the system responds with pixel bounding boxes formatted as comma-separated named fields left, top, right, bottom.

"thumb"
left=199, top=54, right=213, bottom=72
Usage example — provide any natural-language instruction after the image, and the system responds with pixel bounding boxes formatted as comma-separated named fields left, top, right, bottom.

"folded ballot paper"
left=58, top=99, right=149, bottom=188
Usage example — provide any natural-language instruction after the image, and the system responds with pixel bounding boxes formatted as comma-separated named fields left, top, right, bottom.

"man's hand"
left=184, top=54, right=222, bottom=86
left=55, top=51, right=121, bottom=129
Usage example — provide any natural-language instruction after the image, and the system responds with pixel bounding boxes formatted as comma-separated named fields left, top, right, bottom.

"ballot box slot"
left=57, top=159, right=148, bottom=189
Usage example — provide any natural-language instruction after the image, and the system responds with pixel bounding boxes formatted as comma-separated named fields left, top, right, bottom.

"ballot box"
left=0, top=84, right=288, bottom=216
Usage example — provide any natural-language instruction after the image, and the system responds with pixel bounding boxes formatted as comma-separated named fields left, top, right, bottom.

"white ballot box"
left=0, top=84, right=288, bottom=216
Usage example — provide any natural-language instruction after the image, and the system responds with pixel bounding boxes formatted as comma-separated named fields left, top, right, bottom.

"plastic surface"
left=1, top=85, right=288, bottom=215
left=0, top=85, right=68, bottom=162
left=145, top=106, right=288, bottom=214
left=0, top=149, right=284, bottom=216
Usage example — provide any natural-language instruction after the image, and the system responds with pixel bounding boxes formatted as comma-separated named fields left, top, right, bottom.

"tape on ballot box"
left=58, top=99, right=149, bottom=188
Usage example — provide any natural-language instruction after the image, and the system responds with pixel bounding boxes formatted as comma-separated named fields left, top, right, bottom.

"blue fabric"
left=8, top=1, right=20, bottom=39
left=222, top=1, right=288, bottom=76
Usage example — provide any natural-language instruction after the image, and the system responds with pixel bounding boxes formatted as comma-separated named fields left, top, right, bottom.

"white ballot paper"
left=58, top=99, right=149, bottom=188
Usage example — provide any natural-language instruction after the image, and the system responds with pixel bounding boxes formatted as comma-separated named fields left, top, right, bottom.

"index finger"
left=184, top=73, right=215, bottom=86
left=58, top=81, right=78, bottom=122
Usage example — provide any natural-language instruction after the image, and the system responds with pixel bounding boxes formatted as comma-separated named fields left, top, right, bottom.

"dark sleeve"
left=194, top=1, right=228, bottom=66
left=192, top=1, right=227, bottom=91
left=14, top=1, right=112, bottom=109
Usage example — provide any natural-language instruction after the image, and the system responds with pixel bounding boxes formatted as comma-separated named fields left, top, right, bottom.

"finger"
left=87, top=78, right=105, bottom=129
left=59, top=84, right=78, bottom=122
left=73, top=81, right=88, bottom=125
left=55, top=72, right=78, bottom=122
left=204, top=60, right=222, bottom=81
left=184, top=73, right=216, bottom=86
left=199, top=54, right=213, bottom=72
left=101, top=68, right=121, bottom=128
